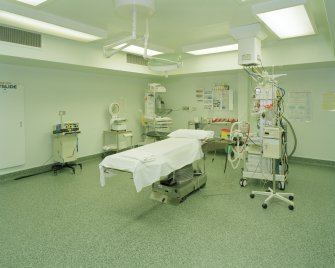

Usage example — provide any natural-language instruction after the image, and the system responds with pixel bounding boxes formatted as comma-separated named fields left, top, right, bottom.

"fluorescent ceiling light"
left=113, top=44, right=163, bottom=56
left=0, top=10, right=103, bottom=42
left=256, top=5, right=315, bottom=39
left=16, top=0, right=47, bottom=6
left=186, top=44, right=238, bottom=55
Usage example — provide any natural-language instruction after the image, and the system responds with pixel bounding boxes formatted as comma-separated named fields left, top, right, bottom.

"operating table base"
left=150, top=174, right=207, bottom=205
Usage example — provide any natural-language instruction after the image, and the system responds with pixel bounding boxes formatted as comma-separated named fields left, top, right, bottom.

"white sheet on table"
left=168, top=129, right=214, bottom=140
left=99, top=137, right=203, bottom=192
left=120, top=150, right=156, bottom=162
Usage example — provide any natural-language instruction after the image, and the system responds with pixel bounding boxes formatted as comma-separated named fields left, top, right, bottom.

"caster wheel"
left=289, top=195, right=294, bottom=201
left=250, top=193, right=255, bottom=198
left=262, top=203, right=267, bottom=209
left=288, top=205, right=294, bottom=210
left=239, top=179, right=247, bottom=187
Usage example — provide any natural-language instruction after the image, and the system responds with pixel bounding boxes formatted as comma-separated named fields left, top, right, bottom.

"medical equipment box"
left=110, top=118, right=127, bottom=131
left=53, top=134, right=78, bottom=163
left=53, top=123, right=79, bottom=134
left=262, top=127, right=282, bottom=159
left=263, top=126, right=282, bottom=139
left=238, top=37, right=261, bottom=66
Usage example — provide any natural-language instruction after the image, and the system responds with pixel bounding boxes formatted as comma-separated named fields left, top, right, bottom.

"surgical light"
left=253, top=0, right=315, bottom=39
left=16, top=0, right=47, bottom=6
left=186, top=44, right=238, bottom=55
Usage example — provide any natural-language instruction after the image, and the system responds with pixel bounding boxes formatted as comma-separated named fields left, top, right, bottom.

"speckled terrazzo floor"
left=1, top=154, right=334, bottom=268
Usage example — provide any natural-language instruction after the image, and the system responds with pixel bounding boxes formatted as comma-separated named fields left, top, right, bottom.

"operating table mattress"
left=99, top=137, right=204, bottom=192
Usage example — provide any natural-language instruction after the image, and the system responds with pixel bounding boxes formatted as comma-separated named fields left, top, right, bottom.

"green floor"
left=1, top=154, right=334, bottom=267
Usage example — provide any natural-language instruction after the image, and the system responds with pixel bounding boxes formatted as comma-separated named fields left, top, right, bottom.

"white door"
left=0, top=83, right=25, bottom=169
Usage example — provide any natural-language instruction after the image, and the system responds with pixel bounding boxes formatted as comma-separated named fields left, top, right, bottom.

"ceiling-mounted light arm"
left=103, top=35, right=134, bottom=57
left=103, top=0, right=165, bottom=59
left=103, top=2, right=141, bottom=58
left=131, top=3, right=137, bottom=40
left=143, top=17, right=149, bottom=59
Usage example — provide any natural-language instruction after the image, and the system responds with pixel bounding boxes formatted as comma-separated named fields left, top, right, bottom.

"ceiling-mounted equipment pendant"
left=103, top=0, right=155, bottom=58
left=114, top=0, right=155, bottom=17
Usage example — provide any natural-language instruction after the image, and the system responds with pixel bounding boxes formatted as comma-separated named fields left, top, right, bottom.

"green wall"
left=0, top=63, right=150, bottom=175
left=164, top=66, right=335, bottom=162
left=1, top=62, right=334, bottom=176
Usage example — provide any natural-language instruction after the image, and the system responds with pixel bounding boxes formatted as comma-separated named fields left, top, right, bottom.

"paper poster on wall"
left=286, top=92, right=311, bottom=122
left=203, top=90, right=213, bottom=110
left=195, top=89, right=204, bottom=103
left=195, top=84, right=232, bottom=111
left=213, top=89, right=223, bottom=110
left=322, top=91, right=335, bottom=111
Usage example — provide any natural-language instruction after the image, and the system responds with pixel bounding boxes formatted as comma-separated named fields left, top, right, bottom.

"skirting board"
left=289, top=156, right=335, bottom=168
left=0, top=153, right=102, bottom=183
left=1, top=154, right=334, bottom=183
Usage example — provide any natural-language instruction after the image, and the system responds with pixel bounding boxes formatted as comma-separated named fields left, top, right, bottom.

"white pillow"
left=168, top=129, right=214, bottom=140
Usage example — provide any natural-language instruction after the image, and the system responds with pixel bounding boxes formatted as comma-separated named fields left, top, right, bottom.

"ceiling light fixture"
left=252, top=0, right=315, bottom=39
left=186, top=44, right=238, bottom=55
left=0, top=2, right=106, bottom=42
left=16, top=0, right=47, bottom=6
left=0, top=11, right=103, bottom=42
left=113, top=44, right=162, bottom=56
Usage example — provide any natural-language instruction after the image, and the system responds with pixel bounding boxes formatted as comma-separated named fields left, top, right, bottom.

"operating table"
left=99, top=129, right=215, bottom=204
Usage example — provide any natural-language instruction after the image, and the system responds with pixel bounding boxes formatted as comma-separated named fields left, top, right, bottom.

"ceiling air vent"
left=126, top=53, right=148, bottom=66
left=0, top=26, right=41, bottom=48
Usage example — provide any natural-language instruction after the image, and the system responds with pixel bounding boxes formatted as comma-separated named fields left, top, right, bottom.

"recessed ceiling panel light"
left=186, top=44, right=238, bottom=55
left=16, top=0, right=47, bottom=6
left=0, top=10, right=104, bottom=42
left=255, top=5, right=315, bottom=39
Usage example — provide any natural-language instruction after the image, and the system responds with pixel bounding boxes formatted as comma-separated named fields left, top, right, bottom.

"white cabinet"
left=53, top=133, right=79, bottom=163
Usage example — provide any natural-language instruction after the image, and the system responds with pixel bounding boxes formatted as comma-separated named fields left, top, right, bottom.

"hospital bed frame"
left=102, top=161, right=207, bottom=205
left=100, top=134, right=221, bottom=203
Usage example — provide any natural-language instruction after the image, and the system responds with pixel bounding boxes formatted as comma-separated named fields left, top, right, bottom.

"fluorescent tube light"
left=0, top=10, right=103, bottom=42
left=256, top=5, right=315, bottom=39
left=16, top=0, right=47, bottom=6
left=113, top=44, right=163, bottom=56
left=186, top=44, right=238, bottom=55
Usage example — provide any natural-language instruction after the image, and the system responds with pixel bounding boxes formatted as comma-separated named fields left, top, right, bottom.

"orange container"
left=221, top=128, right=230, bottom=139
